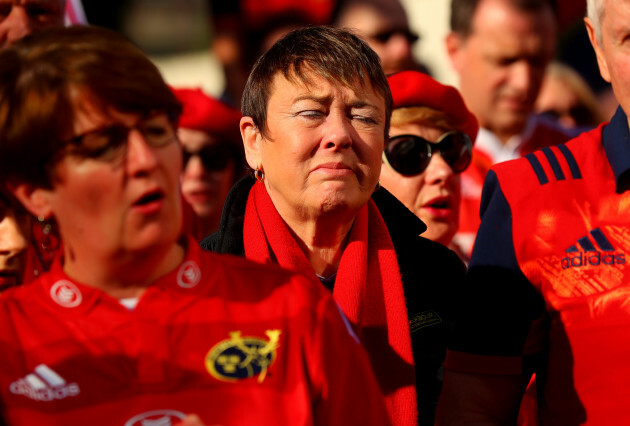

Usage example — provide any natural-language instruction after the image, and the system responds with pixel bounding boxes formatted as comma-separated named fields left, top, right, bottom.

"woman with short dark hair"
left=203, top=26, right=466, bottom=426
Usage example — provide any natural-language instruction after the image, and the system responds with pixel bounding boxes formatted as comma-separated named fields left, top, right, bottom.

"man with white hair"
left=436, top=0, right=630, bottom=423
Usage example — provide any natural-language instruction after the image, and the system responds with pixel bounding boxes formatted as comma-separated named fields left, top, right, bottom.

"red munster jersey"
left=0, top=236, right=389, bottom=426
left=446, top=107, right=630, bottom=424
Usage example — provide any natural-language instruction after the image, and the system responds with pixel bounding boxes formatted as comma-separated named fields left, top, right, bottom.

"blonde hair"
left=390, top=106, right=457, bottom=134
left=545, top=62, right=607, bottom=125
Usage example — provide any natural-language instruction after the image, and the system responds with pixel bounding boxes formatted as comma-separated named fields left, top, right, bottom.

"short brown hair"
left=0, top=25, right=181, bottom=189
left=450, top=0, right=557, bottom=37
left=241, top=25, right=392, bottom=139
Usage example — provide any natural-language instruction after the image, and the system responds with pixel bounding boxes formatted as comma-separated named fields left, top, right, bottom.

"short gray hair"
left=586, top=0, right=603, bottom=42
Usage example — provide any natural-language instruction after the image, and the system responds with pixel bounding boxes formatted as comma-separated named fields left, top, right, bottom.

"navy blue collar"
left=603, top=106, right=630, bottom=193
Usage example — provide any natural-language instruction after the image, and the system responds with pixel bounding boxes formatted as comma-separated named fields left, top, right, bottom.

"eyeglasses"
left=63, top=112, right=177, bottom=162
left=182, top=144, right=232, bottom=171
left=383, top=131, right=473, bottom=176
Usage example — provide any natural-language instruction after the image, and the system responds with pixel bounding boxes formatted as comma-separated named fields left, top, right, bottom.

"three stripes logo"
left=10, top=364, right=80, bottom=401
left=561, top=228, right=626, bottom=269
left=525, top=145, right=582, bottom=185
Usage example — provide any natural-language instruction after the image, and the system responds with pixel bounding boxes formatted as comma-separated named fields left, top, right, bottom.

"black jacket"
left=201, top=176, right=465, bottom=426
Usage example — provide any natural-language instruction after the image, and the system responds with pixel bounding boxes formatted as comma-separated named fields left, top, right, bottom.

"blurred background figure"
left=173, top=88, right=245, bottom=238
left=381, top=71, right=477, bottom=262
left=0, top=188, right=30, bottom=292
left=333, top=0, right=430, bottom=75
left=208, top=0, right=336, bottom=107
left=0, top=0, right=64, bottom=47
left=535, top=61, right=607, bottom=132
left=445, top=0, right=570, bottom=259
left=0, top=0, right=83, bottom=286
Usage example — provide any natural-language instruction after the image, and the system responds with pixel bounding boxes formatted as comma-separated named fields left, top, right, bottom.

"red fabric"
left=0, top=237, right=391, bottom=425
left=455, top=122, right=571, bottom=259
left=387, top=70, right=479, bottom=143
left=469, top=122, right=630, bottom=423
left=241, top=0, right=335, bottom=28
left=171, top=87, right=241, bottom=141
left=242, top=181, right=417, bottom=425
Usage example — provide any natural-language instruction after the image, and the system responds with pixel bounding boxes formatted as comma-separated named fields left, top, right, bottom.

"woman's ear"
left=240, top=116, right=264, bottom=170
left=9, top=183, right=54, bottom=220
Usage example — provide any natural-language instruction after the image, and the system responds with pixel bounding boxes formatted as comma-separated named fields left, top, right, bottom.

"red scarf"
left=244, top=182, right=417, bottom=425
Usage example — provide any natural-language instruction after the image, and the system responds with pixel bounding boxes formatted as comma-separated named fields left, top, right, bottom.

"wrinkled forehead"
left=277, top=64, right=382, bottom=102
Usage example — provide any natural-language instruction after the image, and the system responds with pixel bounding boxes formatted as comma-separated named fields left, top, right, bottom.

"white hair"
left=586, top=0, right=604, bottom=42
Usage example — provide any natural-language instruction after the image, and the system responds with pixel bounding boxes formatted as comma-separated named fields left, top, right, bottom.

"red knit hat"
left=171, top=87, right=242, bottom=143
left=387, top=70, right=479, bottom=142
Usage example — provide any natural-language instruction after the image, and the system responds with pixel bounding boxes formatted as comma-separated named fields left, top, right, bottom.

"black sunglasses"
left=383, top=131, right=473, bottom=176
left=63, top=112, right=177, bottom=162
left=370, top=28, right=419, bottom=44
left=182, top=144, right=232, bottom=171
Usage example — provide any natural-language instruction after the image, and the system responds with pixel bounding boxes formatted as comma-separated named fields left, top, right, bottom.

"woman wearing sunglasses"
left=172, top=88, right=245, bottom=239
left=381, top=71, right=478, bottom=260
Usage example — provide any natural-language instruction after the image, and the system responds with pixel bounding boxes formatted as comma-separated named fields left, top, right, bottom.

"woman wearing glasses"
left=381, top=71, right=478, bottom=260
left=172, top=88, right=245, bottom=238
left=202, top=26, right=465, bottom=426
left=0, top=26, right=391, bottom=425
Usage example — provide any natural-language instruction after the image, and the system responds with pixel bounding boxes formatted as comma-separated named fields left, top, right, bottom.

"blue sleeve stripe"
left=525, top=153, right=549, bottom=185
left=557, top=144, right=582, bottom=179
left=542, top=147, right=566, bottom=181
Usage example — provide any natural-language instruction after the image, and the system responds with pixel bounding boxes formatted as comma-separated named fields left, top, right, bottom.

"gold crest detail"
left=205, top=330, right=281, bottom=383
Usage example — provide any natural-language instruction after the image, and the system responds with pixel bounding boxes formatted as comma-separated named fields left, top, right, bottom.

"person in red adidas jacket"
left=437, top=0, right=630, bottom=424
left=0, top=25, right=390, bottom=426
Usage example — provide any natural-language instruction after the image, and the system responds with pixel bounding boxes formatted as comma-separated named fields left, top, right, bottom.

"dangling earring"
left=33, top=215, right=59, bottom=272
left=37, top=216, right=56, bottom=251
left=254, top=167, right=265, bottom=182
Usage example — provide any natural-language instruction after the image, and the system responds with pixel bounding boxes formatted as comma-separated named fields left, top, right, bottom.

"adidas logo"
left=10, top=364, right=80, bottom=401
left=561, top=228, right=626, bottom=269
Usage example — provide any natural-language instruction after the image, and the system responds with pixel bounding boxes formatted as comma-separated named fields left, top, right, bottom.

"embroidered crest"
left=205, top=330, right=281, bottom=383
left=177, top=260, right=201, bottom=288
left=50, top=280, right=82, bottom=308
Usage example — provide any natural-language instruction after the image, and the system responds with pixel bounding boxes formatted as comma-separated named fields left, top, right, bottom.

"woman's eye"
left=299, top=110, right=324, bottom=119
left=353, top=115, right=376, bottom=124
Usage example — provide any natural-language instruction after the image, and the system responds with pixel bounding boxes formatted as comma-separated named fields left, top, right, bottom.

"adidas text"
left=10, top=364, right=80, bottom=401
left=561, top=252, right=626, bottom=269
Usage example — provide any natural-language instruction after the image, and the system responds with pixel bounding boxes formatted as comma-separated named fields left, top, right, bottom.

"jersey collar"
left=603, top=106, right=630, bottom=193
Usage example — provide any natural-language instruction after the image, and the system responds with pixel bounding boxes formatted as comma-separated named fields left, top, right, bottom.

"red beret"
left=171, top=87, right=242, bottom=143
left=387, top=70, right=479, bottom=143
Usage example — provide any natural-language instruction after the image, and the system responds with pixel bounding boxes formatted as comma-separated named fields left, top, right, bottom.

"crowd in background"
left=2, top=0, right=630, bottom=425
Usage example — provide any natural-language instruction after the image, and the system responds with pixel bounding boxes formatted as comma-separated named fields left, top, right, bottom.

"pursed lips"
left=312, top=162, right=355, bottom=176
